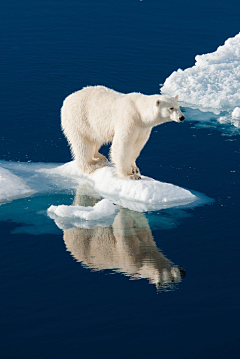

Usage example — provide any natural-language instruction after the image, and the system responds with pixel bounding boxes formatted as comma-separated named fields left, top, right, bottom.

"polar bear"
left=61, top=86, right=184, bottom=180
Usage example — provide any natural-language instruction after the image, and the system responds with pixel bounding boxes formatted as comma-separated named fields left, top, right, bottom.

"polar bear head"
left=155, top=95, right=185, bottom=124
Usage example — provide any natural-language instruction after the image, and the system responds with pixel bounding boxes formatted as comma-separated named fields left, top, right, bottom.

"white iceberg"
left=161, top=32, right=240, bottom=115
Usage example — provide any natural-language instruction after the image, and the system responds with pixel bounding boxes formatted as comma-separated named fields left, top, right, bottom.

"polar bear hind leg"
left=72, top=138, right=106, bottom=174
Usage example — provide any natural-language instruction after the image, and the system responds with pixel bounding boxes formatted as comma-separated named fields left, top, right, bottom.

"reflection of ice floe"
left=161, top=33, right=240, bottom=117
left=63, top=202, right=185, bottom=290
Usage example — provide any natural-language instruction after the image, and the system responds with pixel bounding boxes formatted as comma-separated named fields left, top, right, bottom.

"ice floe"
left=0, top=159, right=211, bottom=233
left=0, top=160, right=212, bottom=234
left=0, top=160, right=208, bottom=211
left=232, top=107, right=240, bottom=120
left=48, top=199, right=118, bottom=228
left=161, top=33, right=240, bottom=116
left=46, top=161, right=200, bottom=211
left=48, top=199, right=116, bottom=221
left=0, top=167, right=35, bottom=204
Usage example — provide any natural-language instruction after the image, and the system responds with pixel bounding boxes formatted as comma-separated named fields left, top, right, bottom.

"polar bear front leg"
left=131, top=129, right=152, bottom=176
left=110, top=132, right=141, bottom=180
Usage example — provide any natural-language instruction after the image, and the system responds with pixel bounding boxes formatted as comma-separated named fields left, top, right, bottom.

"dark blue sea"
left=1, top=1, right=240, bottom=358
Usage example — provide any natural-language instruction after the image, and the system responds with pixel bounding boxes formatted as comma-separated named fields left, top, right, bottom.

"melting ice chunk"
left=47, top=198, right=119, bottom=230
left=48, top=199, right=118, bottom=221
left=232, top=107, right=240, bottom=120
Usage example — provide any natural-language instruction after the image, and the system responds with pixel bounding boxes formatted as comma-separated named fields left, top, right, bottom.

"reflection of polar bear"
left=63, top=204, right=185, bottom=289
left=61, top=86, right=185, bottom=180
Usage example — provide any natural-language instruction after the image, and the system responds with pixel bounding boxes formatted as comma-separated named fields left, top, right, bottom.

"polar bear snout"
left=171, top=111, right=185, bottom=123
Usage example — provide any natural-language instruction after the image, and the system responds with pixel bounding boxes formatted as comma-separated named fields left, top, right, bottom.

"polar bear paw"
left=129, top=174, right=141, bottom=180
left=128, top=165, right=141, bottom=179
left=131, top=165, right=140, bottom=175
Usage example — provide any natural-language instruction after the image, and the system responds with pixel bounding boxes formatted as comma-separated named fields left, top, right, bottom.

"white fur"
left=61, top=86, right=184, bottom=179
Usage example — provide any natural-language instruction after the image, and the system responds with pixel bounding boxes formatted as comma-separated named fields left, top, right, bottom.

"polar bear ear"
left=156, top=100, right=161, bottom=106
left=175, top=95, right=179, bottom=101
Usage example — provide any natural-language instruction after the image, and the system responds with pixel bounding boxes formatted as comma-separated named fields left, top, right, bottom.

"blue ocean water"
left=1, top=0, right=240, bottom=358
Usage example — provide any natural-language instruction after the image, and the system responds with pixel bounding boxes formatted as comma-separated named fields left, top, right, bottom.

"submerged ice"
left=161, top=33, right=240, bottom=117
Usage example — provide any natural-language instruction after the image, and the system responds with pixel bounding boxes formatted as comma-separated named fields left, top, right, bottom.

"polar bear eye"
left=170, top=107, right=174, bottom=111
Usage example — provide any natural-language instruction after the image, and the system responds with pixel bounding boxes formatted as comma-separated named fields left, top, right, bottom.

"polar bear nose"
left=179, top=115, right=185, bottom=122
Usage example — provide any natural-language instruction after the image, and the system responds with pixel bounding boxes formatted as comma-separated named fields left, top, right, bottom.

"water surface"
left=1, top=0, right=240, bottom=358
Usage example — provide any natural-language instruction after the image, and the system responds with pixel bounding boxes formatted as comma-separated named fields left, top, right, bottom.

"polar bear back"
left=61, top=86, right=159, bottom=145
left=61, top=86, right=135, bottom=144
